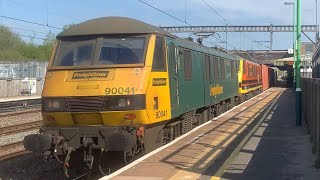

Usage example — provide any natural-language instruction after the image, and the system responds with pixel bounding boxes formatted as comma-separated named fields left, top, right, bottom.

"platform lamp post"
left=296, top=0, right=302, bottom=126
left=284, top=1, right=296, bottom=89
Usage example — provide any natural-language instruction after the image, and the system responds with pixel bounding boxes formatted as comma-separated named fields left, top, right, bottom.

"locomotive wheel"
left=209, top=106, right=215, bottom=120
left=222, top=101, right=226, bottom=113
left=202, top=108, right=209, bottom=123
left=240, top=95, right=245, bottom=103
left=230, top=97, right=235, bottom=109
left=215, top=104, right=221, bottom=117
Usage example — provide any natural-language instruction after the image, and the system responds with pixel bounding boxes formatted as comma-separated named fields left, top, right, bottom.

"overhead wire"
left=200, top=0, right=270, bottom=50
left=137, top=0, right=192, bottom=26
left=5, top=0, right=82, bottom=22
left=3, top=25, right=49, bottom=34
left=137, top=0, right=241, bottom=50
left=2, top=0, right=81, bottom=39
left=0, top=25, right=50, bottom=41
left=0, top=15, right=63, bottom=30
left=200, top=0, right=229, bottom=24
left=0, top=0, right=80, bottom=44
left=17, top=34, right=46, bottom=40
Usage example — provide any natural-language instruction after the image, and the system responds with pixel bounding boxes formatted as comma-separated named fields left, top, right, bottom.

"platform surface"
left=101, top=87, right=320, bottom=180
left=219, top=89, right=320, bottom=180
left=0, top=95, right=41, bottom=102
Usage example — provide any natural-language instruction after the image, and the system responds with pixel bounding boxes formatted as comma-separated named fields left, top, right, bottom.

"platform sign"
left=288, top=49, right=294, bottom=54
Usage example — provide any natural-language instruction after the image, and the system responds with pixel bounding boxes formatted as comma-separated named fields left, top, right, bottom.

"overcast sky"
left=0, top=0, right=318, bottom=50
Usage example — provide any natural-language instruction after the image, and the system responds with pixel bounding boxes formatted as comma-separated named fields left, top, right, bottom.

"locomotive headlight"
left=103, top=95, right=146, bottom=111
left=42, top=98, right=67, bottom=112
left=117, top=98, right=133, bottom=107
left=118, top=99, right=127, bottom=107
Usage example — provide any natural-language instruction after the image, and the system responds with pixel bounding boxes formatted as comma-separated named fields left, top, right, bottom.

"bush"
left=0, top=26, right=54, bottom=61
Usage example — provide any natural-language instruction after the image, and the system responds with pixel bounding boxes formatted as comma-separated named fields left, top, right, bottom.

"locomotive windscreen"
left=53, top=35, right=148, bottom=67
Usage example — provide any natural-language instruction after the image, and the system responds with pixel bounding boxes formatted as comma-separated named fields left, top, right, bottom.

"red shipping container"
left=261, top=64, right=270, bottom=91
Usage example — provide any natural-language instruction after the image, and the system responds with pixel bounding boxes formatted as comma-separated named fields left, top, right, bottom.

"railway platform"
left=103, top=87, right=320, bottom=180
left=0, top=95, right=41, bottom=113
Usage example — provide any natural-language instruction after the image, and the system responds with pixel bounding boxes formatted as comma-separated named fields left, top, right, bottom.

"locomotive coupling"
left=23, top=134, right=52, bottom=152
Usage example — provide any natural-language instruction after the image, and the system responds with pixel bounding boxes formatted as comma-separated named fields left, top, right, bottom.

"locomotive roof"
left=56, top=16, right=247, bottom=62
left=57, top=16, right=176, bottom=38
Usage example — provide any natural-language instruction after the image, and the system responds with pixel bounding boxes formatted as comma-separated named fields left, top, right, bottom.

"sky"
left=0, top=0, right=318, bottom=50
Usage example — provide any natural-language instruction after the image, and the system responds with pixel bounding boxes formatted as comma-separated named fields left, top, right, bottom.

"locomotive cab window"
left=99, top=37, right=146, bottom=65
left=152, top=36, right=166, bottom=71
left=54, top=39, right=96, bottom=66
left=53, top=35, right=148, bottom=67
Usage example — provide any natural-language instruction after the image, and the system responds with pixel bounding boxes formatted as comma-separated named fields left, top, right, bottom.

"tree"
left=63, top=23, right=76, bottom=31
left=0, top=26, right=24, bottom=60
left=43, top=31, right=56, bottom=46
left=39, top=31, right=56, bottom=60
left=0, top=23, right=77, bottom=61
left=0, top=26, right=23, bottom=50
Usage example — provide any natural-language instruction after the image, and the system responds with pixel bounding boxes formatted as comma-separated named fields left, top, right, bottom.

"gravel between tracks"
left=0, top=108, right=42, bottom=148
left=0, top=108, right=40, bottom=117
left=0, top=109, right=66, bottom=180
left=0, top=111, right=41, bottom=128
left=0, top=130, right=39, bottom=146
left=0, top=153, right=65, bottom=180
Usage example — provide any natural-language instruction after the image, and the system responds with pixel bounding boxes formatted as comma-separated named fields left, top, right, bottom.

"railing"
left=0, top=61, right=48, bottom=79
left=302, top=78, right=320, bottom=168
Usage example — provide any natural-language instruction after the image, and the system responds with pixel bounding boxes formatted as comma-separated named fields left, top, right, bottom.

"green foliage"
left=63, top=23, right=76, bottom=31
left=0, top=25, right=57, bottom=61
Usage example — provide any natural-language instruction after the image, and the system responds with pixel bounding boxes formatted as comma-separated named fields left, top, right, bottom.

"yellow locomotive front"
left=43, top=35, right=150, bottom=127
left=23, top=17, right=172, bottom=177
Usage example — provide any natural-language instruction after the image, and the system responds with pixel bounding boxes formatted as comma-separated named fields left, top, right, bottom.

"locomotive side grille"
left=66, top=96, right=104, bottom=112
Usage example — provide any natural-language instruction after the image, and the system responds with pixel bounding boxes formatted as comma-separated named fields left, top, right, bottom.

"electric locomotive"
left=238, top=60, right=262, bottom=101
left=23, top=17, right=267, bottom=177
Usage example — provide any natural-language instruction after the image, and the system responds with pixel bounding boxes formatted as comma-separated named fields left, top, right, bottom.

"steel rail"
left=0, top=109, right=41, bottom=119
left=0, top=141, right=28, bottom=161
left=0, top=120, right=43, bottom=137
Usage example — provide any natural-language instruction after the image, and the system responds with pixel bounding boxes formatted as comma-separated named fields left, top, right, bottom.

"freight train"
left=23, top=17, right=276, bottom=177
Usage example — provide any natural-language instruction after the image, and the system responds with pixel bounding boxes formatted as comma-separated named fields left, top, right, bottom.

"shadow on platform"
left=159, top=88, right=320, bottom=180
left=219, top=89, right=320, bottom=180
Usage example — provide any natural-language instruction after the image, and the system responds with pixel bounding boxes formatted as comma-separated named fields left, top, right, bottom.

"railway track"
left=0, top=101, right=43, bottom=160
left=0, top=141, right=29, bottom=161
left=0, top=120, right=43, bottom=137
left=0, top=98, right=41, bottom=113
left=0, top=119, right=43, bottom=160
left=0, top=109, right=41, bottom=119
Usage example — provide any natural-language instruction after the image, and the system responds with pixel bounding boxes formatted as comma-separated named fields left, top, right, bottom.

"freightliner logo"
left=72, top=71, right=109, bottom=79
left=152, top=78, right=167, bottom=86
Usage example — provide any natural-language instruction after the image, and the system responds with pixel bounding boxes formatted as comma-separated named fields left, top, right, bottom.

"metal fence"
left=0, top=61, right=48, bottom=79
left=0, top=61, right=48, bottom=97
left=302, top=78, right=320, bottom=168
